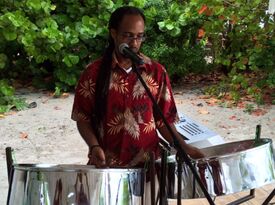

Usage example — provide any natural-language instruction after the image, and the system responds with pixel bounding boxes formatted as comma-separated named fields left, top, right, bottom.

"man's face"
left=111, top=14, right=145, bottom=57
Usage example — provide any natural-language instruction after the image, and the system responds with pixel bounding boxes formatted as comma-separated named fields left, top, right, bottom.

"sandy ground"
left=1, top=86, right=274, bottom=204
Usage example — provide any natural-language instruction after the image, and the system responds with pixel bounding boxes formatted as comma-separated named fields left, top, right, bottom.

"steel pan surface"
left=164, top=138, right=275, bottom=198
left=8, top=164, right=145, bottom=205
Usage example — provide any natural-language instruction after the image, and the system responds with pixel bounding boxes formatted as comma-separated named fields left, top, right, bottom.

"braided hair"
left=93, top=6, right=145, bottom=136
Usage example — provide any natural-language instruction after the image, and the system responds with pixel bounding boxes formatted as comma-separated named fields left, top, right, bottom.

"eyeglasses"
left=120, top=32, right=146, bottom=42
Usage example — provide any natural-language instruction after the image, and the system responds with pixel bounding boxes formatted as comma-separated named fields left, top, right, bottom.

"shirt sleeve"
left=153, top=63, right=179, bottom=128
left=71, top=64, right=97, bottom=122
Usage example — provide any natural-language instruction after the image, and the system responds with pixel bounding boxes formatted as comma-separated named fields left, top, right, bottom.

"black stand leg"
left=6, top=147, right=14, bottom=185
left=159, top=149, right=168, bottom=205
left=262, top=188, right=275, bottom=205
left=6, top=147, right=15, bottom=205
left=177, top=154, right=183, bottom=205
left=227, top=189, right=255, bottom=205
left=149, top=152, right=156, bottom=205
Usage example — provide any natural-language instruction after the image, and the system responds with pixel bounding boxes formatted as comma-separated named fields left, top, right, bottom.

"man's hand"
left=158, top=123, right=205, bottom=159
left=184, top=145, right=205, bottom=159
left=87, top=146, right=106, bottom=168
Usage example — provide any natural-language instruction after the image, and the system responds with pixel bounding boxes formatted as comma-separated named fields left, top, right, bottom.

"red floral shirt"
left=71, top=53, right=178, bottom=167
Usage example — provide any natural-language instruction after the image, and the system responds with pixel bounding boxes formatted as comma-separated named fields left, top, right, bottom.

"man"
left=71, top=6, right=204, bottom=168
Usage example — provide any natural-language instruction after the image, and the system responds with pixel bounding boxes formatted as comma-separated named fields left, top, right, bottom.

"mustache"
left=129, top=47, right=138, bottom=53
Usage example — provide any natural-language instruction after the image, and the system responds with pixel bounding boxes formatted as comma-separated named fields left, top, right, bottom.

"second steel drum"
left=162, top=138, right=275, bottom=199
left=8, top=164, right=145, bottom=205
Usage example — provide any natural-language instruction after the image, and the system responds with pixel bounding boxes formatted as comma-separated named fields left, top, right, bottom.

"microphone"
left=119, top=43, right=144, bottom=65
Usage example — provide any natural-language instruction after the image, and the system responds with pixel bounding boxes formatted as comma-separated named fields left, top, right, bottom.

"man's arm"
left=76, top=121, right=106, bottom=167
left=76, top=121, right=99, bottom=147
left=158, top=124, right=205, bottom=159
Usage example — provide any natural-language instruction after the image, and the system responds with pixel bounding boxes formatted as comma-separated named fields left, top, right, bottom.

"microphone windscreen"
left=119, top=43, right=129, bottom=55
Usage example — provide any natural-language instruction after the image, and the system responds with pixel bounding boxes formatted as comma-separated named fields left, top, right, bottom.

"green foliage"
left=0, top=80, right=14, bottom=97
left=0, top=0, right=113, bottom=91
left=0, top=0, right=274, bottom=111
left=244, top=104, right=255, bottom=114
left=0, top=0, right=207, bottom=103
left=142, top=0, right=208, bottom=77
left=0, top=80, right=28, bottom=113
left=193, top=0, right=274, bottom=103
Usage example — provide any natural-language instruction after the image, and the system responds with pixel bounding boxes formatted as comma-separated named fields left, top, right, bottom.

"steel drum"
left=162, top=138, right=275, bottom=199
left=7, top=164, right=145, bottom=205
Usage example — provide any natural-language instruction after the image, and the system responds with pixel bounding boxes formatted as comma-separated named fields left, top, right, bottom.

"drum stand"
left=263, top=188, right=275, bottom=205
left=262, top=145, right=275, bottom=205
left=222, top=186, right=275, bottom=205
left=131, top=62, right=215, bottom=205
left=227, top=189, right=255, bottom=205
left=177, top=154, right=184, bottom=204
left=5, top=147, right=15, bottom=205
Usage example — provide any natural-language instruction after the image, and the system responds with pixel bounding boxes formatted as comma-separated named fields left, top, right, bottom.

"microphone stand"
left=131, top=62, right=215, bottom=205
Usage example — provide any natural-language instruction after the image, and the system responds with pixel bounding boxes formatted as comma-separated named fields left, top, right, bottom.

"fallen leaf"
left=61, top=93, right=70, bottom=98
left=42, top=98, right=50, bottom=104
left=198, top=109, right=209, bottom=115
left=176, top=100, right=184, bottom=104
left=198, top=28, right=205, bottom=38
left=229, top=115, right=237, bottom=120
left=205, top=98, right=219, bottom=106
left=46, top=92, right=55, bottom=97
left=198, top=5, right=208, bottom=15
left=0, top=114, right=5, bottom=119
left=219, top=15, right=225, bottom=20
left=27, top=86, right=36, bottom=91
left=237, top=101, right=247, bottom=109
left=5, top=111, right=17, bottom=116
left=251, top=109, right=267, bottom=116
left=198, top=95, right=211, bottom=99
left=223, top=94, right=233, bottom=101
left=230, top=15, right=238, bottom=25
left=219, top=125, right=228, bottom=129
left=54, top=106, right=61, bottom=110
left=20, top=132, right=28, bottom=139
left=242, top=57, right=249, bottom=65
